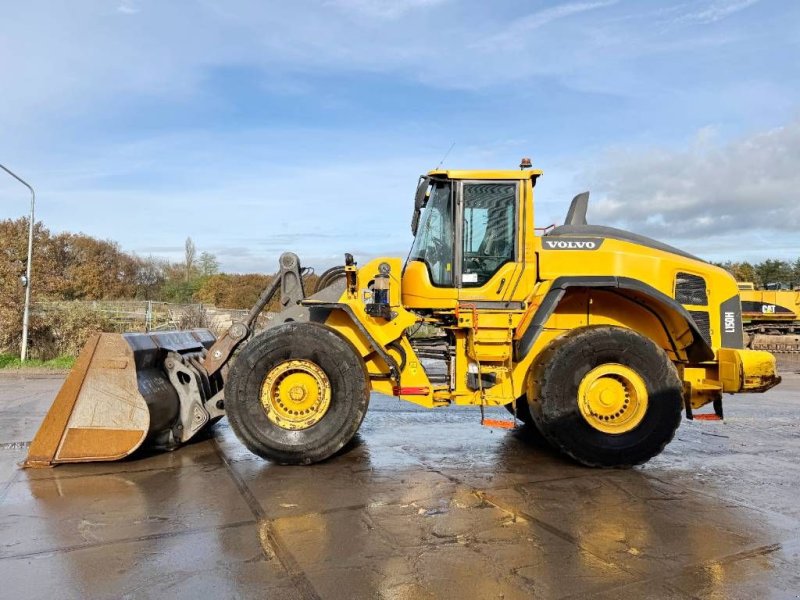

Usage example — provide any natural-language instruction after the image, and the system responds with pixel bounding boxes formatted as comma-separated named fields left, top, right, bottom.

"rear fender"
left=515, top=276, right=715, bottom=363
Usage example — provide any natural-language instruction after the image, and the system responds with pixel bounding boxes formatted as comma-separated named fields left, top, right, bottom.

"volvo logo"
left=543, top=238, right=603, bottom=250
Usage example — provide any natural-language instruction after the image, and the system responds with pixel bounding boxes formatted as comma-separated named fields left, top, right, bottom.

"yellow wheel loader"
left=25, top=160, right=781, bottom=469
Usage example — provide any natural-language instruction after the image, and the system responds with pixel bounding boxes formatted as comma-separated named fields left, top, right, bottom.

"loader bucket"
left=24, top=329, right=216, bottom=468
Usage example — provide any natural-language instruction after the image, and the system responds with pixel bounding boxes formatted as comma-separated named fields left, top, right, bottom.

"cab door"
left=457, top=180, right=523, bottom=304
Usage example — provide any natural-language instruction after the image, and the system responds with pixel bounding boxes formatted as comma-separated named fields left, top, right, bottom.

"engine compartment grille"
left=688, top=310, right=712, bottom=345
left=675, top=272, right=708, bottom=306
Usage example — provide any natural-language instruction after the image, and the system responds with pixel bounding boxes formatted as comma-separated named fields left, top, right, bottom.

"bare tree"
left=184, top=237, right=196, bottom=282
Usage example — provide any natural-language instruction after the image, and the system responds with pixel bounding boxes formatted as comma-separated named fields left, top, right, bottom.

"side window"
left=462, top=183, right=516, bottom=287
left=407, top=181, right=454, bottom=286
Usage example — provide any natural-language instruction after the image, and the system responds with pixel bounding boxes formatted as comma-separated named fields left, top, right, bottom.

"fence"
left=32, top=300, right=274, bottom=336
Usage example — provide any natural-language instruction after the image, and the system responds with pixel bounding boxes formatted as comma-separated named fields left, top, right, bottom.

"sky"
left=1, top=0, right=799, bottom=272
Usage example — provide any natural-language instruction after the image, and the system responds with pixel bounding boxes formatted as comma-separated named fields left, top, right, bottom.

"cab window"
left=408, top=181, right=454, bottom=286
left=462, top=183, right=516, bottom=287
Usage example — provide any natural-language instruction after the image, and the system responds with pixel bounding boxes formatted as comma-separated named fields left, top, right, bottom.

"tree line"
left=715, top=259, right=800, bottom=289
left=4, top=215, right=800, bottom=315
left=0, top=217, right=317, bottom=314
left=1, top=217, right=326, bottom=357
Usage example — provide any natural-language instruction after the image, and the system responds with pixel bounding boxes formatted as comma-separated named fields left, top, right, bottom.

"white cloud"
left=323, top=0, right=447, bottom=19
left=476, top=0, right=617, bottom=49
left=0, top=0, right=791, bottom=137
left=675, top=0, right=760, bottom=25
left=117, top=1, right=140, bottom=15
left=586, top=119, right=800, bottom=243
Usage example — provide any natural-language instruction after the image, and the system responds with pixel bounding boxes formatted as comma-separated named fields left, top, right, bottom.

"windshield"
left=408, top=180, right=454, bottom=286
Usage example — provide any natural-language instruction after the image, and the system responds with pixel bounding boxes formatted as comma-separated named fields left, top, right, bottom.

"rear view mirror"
left=411, top=176, right=430, bottom=235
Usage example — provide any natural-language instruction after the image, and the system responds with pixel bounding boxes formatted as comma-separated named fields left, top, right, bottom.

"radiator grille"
left=688, top=310, right=712, bottom=345
left=675, top=272, right=708, bottom=305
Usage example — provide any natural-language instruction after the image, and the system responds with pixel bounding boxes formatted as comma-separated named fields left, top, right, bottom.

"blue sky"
left=1, top=0, right=798, bottom=271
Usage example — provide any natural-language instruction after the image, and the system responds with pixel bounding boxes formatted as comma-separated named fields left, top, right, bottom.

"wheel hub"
left=578, top=364, right=648, bottom=434
left=260, top=360, right=331, bottom=430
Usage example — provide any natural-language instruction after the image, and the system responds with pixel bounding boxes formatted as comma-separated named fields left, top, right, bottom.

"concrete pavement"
left=1, top=370, right=799, bottom=599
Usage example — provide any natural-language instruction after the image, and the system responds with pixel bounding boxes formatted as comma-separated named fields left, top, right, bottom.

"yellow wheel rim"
left=577, top=364, right=649, bottom=434
left=260, top=360, right=331, bottom=430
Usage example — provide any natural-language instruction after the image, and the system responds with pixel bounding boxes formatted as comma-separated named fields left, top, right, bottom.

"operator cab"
left=402, top=165, right=541, bottom=309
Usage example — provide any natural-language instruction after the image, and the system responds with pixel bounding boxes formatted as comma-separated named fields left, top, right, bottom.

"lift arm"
left=203, top=252, right=306, bottom=376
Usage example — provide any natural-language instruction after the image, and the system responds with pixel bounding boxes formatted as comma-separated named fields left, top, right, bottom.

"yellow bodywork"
left=312, top=166, right=779, bottom=414
left=718, top=348, right=780, bottom=392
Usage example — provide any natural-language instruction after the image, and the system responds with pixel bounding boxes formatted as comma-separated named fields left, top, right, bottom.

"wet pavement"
left=1, top=370, right=799, bottom=599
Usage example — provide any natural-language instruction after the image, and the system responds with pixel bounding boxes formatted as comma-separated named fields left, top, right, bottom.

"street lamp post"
left=0, top=164, right=36, bottom=361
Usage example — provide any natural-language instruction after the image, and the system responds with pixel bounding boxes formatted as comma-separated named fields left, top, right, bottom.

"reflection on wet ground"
left=1, top=372, right=800, bottom=599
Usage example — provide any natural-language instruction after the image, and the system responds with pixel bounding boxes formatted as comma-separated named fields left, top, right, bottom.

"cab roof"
left=426, top=168, right=543, bottom=180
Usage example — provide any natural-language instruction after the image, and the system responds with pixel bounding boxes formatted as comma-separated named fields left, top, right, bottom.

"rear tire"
left=504, top=395, right=548, bottom=445
left=226, top=322, right=369, bottom=464
left=529, top=326, right=682, bottom=467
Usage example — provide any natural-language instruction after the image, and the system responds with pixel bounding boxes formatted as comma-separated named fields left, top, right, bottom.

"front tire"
left=529, top=326, right=683, bottom=467
left=225, top=322, right=369, bottom=464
